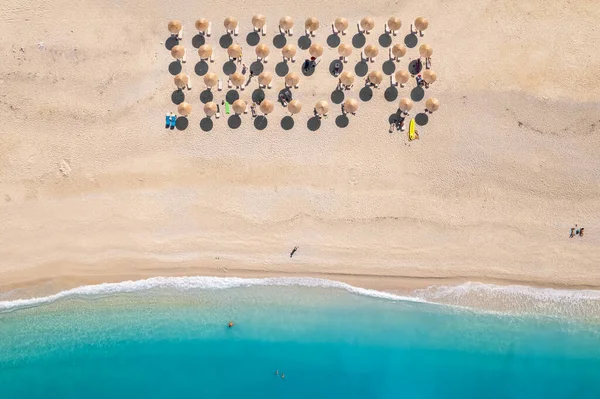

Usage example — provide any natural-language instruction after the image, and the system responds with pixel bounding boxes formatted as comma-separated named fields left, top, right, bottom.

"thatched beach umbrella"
left=281, top=44, right=297, bottom=60
left=315, top=100, right=329, bottom=115
left=195, top=19, right=209, bottom=33
left=395, top=70, right=409, bottom=85
left=387, top=17, right=402, bottom=32
left=174, top=73, right=189, bottom=89
left=232, top=99, right=246, bottom=114
left=204, top=102, right=217, bottom=117
left=230, top=72, right=245, bottom=87
left=414, top=17, right=429, bottom=32
left=260, top=99, right=274, bottom=115
left=305, top=17, right=320, bottom=33
left=419, top=44, right=433, bottom=58
left=391, top=44, right=407, bottom=58
left=280, top=16, right=294, bottom=31
left=198, top=44, right=213, bottom=59
left=398, top=97, right=414, bottom=112
left=227, top=44, right=242, bottom=59
left=425, top=97, right=440, bottom=112
left=168, top=20, right=182, bottom=34
left=368, top=70, right=383, bottom=85
left=170, top=45, right=185, bottom=60
left=224, top=17, right=238, bottom=32
left=256, top=43, right=270, bottom=59
left=334, top=17, right=349, bottom=33
left=285, top=72, right=300, bottom=88
left=204, top=72, right=218, bottom=88
left=423, top=70, right=437, bottom=84
left=309, top=43, right=324, bottom=58
left=364, top=44, right=379, bottom=59
left=338, top=43, right=352, bottom=57
left=339, top=71, right=355, bottom=86
left=252, top=14, right=266, bottom=30
left=288, top=99, right=302, bottom=115
left=177, top=102, right=192, bottom=116
left=360, top=17, right=375, bottom=32
left=258, top=71, right=273, bottom=87
left=343, top=98, right=358, bottom=114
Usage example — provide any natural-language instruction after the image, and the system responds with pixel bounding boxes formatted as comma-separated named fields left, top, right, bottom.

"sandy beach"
left=1, top=0, right=600, bottom=299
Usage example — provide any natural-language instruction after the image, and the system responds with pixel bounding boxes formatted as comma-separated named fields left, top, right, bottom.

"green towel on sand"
left=224, top=101, right=231, bottom=114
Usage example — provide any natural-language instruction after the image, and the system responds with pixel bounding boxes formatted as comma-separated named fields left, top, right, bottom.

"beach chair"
left=331, top=24, right=338, bottom=34
left=228, top=78, right=232, bottom=88
left=177, top=27, right=183, bottom=40
left=370, top=56, right=375, bottom=63
left=182, top=48, right=187, bottom=63
left=165, top=113, right=171, bottom=128
left=207, top=22, right=212, bottom=36
left=170, top=114, right=177, bottom=129
left=244, top=104, right=249, bottom=114
left=234, top=25, right=239, bottom=36
left=215, top=111, right=220, bottom=119
left=187, top=77, right=192, bottom=90
left=390, top=74, right=396, bottom=87
left=263, top=55, right=268, bottom=63
left=210, top=53, right=214, bottom=63
left=288, top=27, right=293, bottom=36
left=357, top=22, right=363, bottom=34
left=305, top=28, right=310, bottom=36
left=267, top=81, right=272, bottom=89
left=279, top=26, right=284, bottom=35
left=218, top=79, right=223, bottom=91
left=291, top=55, right=296, bottom=63
left=262, top=25, right=267, bottom=36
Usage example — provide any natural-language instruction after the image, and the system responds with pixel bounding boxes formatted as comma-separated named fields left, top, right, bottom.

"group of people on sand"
left=570, top=225, right=585, bottom=238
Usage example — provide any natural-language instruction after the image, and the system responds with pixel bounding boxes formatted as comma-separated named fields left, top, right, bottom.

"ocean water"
left=1, top=278, right=600, bottom=399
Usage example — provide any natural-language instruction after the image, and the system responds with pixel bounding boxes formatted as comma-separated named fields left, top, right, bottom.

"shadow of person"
left=415, top=113, right=429, bottom=126
left=331, top=89, right=345, bottom=104
left=307, top=116, right=322, bottom=131
left=252, top=88, right=266, bottom=104
left=408, top=59, right=423, bottom=75
left=226, top=90, right=240, bottom=103
left=228, top=114, right=242, bottom=129
left=359, top=87, right=373, bottom=102
left=254, top=115, right=268, bottom=130
left=281, top=116, right=295, bottom=130
left=219, top=34, right=233, bottom=49
left=200, top=89, right=213, bottom=103
left=275, top=61, right=289, bottom=77
left=246, top=32, right=260, bottom=46
left=171, top=90, right=185, bottom=104
left=335, top=115, right=350, bottom=128
left=327, top=34, right=341, bottom=48
left=404, top=34, right=418, bottom=48
left=223, top=60, right=237, bottom=75
left=384, top=86, right=398, bottom=102
left=250, top=61, right=264, bottom=75
left=378, top=33, right=392, bottom=47
left=411, top=86, right=425, bottom=102
left=273, top=34, right=287, bottom=49
left=352, top=33, right=366, bottom=48
left=169, top=61, right=182, bottom=75
left=298, top=36, right=312, bottom=50
left=382, top=60, right=396, bottom=75
left=176, top=117, right=189, bottom=131
left=192, top=34, right=205, bottom=48
left=329, top=59, right=343, bottom=77
left=195, top=60, right=209, bottom=76
left=354, top=61, right=369, bottom=77
left=165, top=37, right=179, bottom=50
left=200, top=117, right=213, bottom=131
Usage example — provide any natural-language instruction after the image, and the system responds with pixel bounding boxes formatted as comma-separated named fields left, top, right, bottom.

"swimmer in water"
left=281, top=373, right=285, bottom=379
left=275, top=370, right=279, bottom=376
left=228, top=321, right=234, bottom=328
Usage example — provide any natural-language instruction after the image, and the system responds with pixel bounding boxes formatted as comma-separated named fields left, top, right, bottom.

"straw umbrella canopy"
left=177, top=102, right=192, bottom=116
left=338, top=43, right=352, bottom=57
left=168, top=20, right=182, bottom=34
left=398, top=97, right=414, bottom=112
left=280, top=16, right=294, bottom=31
left=425, top=97, right=440, bottom=112
left=198, top=44, right=213, bottom=59
left=232, top=99, right=246, bottom=114
left=174, top=73, right=189, bottom=89
left=260, top=99, right=274, bottom=115
left=230, top=72, right=245, bottom=87
left=224, top=17, right=238, bottom=31
left=255, top=43, right=270, bottom=59
left=203, top=72, right=218, bottom=88
left=195, top=19, right=209, bottom=32
left=339, top=71, right=355, bottom=86
left=391, top=44, right=407, bottom=58
left=204, top=102, right=217, bottom=117
left=285, top=72, right=300, bottom=87
left=309, top=43, right=324, bottom=58
left=419, top=44, right=433, bottom=58
left=343, top=98, right=358, bottom=114
left=360, top=17, right=375, bottom=32
left=334, top=17, right=349, bottom=33
left=368, top=70, right=383, bottom=85
left=227, top=44, right=243, bottom=59
left=170, top=45, right=185, bottom=60
left=414, top=17, right=429, bottom=32
left=364, top=44, right=379, bottom=59
left=315, top=100, right=329, bottom=115
left=288, top=99, right=302, bottom=115
left=258, top=71, right=273, bottom=86
left=252, top=14, right=266, bottom=29
left=394, top=70, right=409, bottom=84
left=281, top=44, right=297, bottom=59
left=387, top=17, right=402, bottom=31
left=423, top=70, right=437, bottom=84
left=305, top=17, right=320, bottom=32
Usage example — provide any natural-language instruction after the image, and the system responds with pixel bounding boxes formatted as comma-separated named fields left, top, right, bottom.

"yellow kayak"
left=408, top=119, right=419, bottom=141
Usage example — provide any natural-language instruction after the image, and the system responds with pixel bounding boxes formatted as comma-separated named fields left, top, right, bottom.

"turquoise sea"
left=1, top=277, right=600, bottom=399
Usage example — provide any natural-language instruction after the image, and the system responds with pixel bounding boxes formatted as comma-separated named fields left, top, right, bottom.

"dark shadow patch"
left=359, top=87, right=373, bottom=102
left=226, top=90, right=240, bottom=103
left=382, top=60, right=396, bottom=75
left=404, top=34, right=418, bottom=48
left=415, top=113, right=429, bottom=126
left=354, top=61, right=369, bottom=77
left=219, top=34, right=233, bottom=49
left=278, top=88, right=293, bottom=103
left=246, top=32, right=260, bottom=46
left=378, top=33, right=392, bottom=47
left=273, top=34, right=287, bottom=49
left=195, top=60, right=209, bottom=76
left=408, top=59, right=423, bottom=75
left=252, top=88, right=266, bottom=104
left=301, top=59, right=316, bottom=76
left=200, top=117, right=213, bottom=131
left=165, top=37, right=179, bottom=50
left=192, top=34, right=205, bottom=49
left=175, top=117, right=189, bottom=130
left=168, top=61, right=182, bottom=75
left=352, top=33, right=366, bottom=48
left=307, top=116, right=322, bottom=131
left=389, top=112, right=402, bottom=124
left=384, top=86, right=398, bottom=102
left=228, top=114, right=242, bottom=129
left=331, top=89, right=345, bottom=104
left=329, top=59, right=343, bottom=77
left=250, top=61, right=264, bottom=75
left=281, top=116, right=294, bottom=130
left=223, top=61, right=237, bottom=75
left=335, top=115, right=350, bottom=128
left=275, top=61, right=289, bottom=77
left=327, top=34, right=341, bottom=48
left=200, top=89, right=213, bottom=103
left=171, top=90, right=185, bottom=104
left=298, top=36, right=312, bottom=50
left=411, top=86, right=425, bottom=102
left=254, top=115, right=268, bottom=130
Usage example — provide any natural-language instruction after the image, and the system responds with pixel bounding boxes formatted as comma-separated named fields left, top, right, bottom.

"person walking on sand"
left=570, top=227, right=575, bottom=238
left=251, top=102, right=257, bottom=117
left=242, top=63, right=248, bottom=74
left=290, top=246, right=299, bottom=258
left=579, top=227, right=585, bottom=237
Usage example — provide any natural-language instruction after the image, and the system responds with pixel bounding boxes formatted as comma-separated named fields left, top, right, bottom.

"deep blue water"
left=1, top=284, right=599, bottom=398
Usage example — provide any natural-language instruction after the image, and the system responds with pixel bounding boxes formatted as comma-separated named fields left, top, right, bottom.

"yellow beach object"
left=408, top=119, right=419, bottom=141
